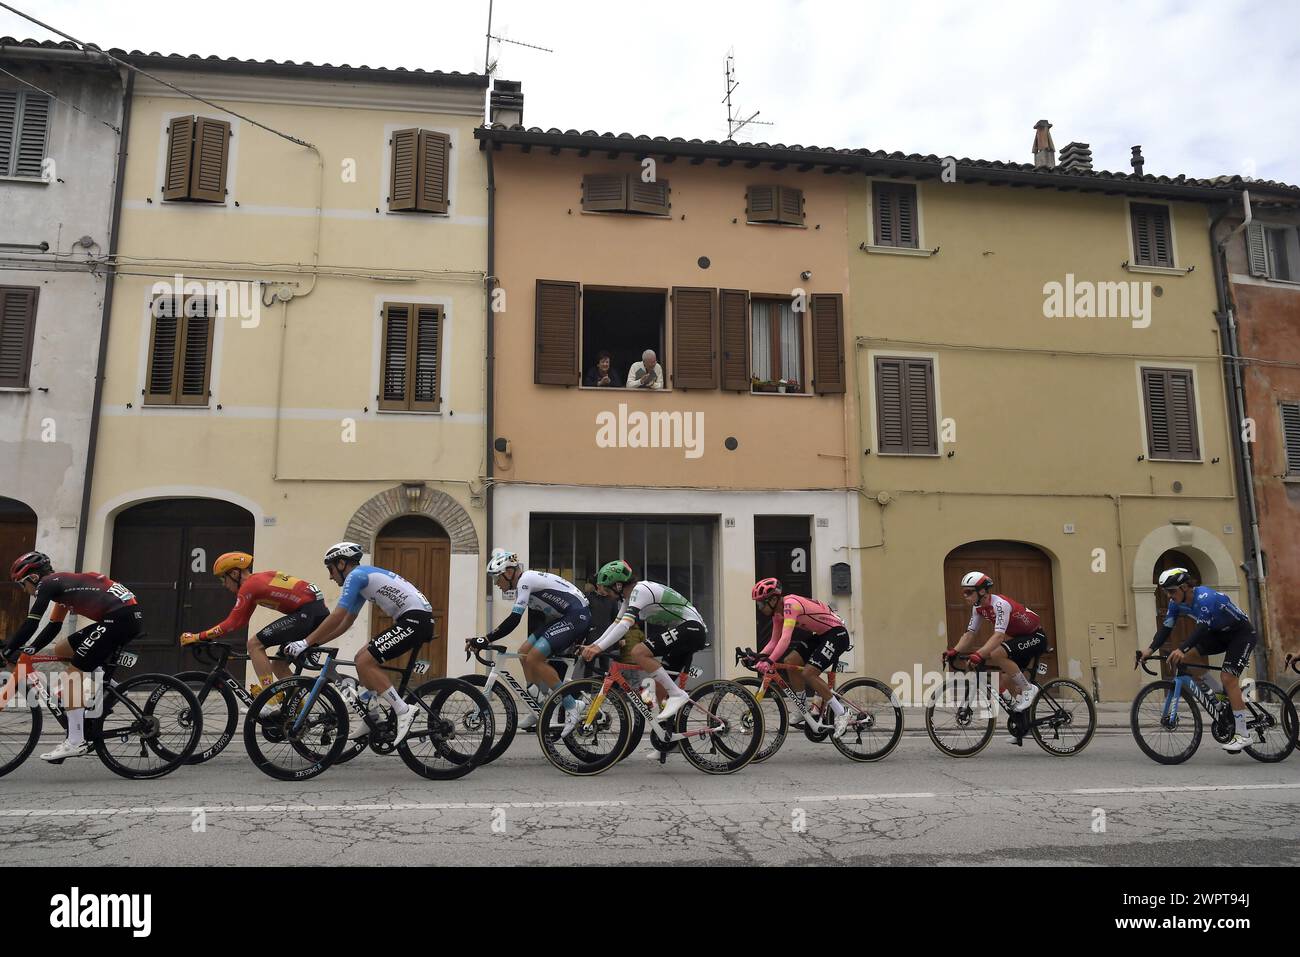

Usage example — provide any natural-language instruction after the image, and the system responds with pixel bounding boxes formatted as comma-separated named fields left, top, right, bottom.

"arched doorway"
left=943, top=541, right=1059, bottom=679
left=372, top=515, right=449, bottom=678
left=110, top=498, right=254, bottom=673
left=0, top=497, right=38, bottom=641
left=1152, top=549, right=1207, bottom=677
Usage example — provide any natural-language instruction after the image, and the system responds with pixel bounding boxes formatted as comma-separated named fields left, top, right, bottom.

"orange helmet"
left=213, top=552, right=253, bottom=577
left=751, top=578, right=783, bottom=601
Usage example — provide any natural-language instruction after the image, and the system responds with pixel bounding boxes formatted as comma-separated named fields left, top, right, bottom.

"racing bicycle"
left=463, top=640, right=579, bottom=764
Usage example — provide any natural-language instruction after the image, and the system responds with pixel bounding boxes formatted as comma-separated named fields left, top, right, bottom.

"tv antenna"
left=484, top=0, right=553, bottom=75
left=723, top=50, right=773, bottom=141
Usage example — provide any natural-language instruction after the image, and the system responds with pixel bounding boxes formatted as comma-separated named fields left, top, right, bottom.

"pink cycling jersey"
left=969, top=594, right=1041, bottom=637
left=760, top=595, right=845, bottom=662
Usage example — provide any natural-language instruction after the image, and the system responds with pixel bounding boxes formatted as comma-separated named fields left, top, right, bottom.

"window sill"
left=375, top=407, right=443, bottom=415
left=1144, top=456, right=1203, bottom=464
left=579, top=210, right=672, bottom=220
left=579, top=384, right=673, bottom=393
left=872, top=450, right=941, bottom=457
left=749, top=389, right=810, bottom=397
left=859, top=243, right=937, bottom=257
left=385, top=210, right=452, bottom=218
left=1281, top=476, right=1300, bottom=485
left=0, top=386, right=32, bottom=393
left=0, top=175, right=49, bottom=186
left=1259, top=276, right=1300, bottom=287
left=1123, top=262, right=1191, bottom=276
left=141, top=404, right=212, bottom=410
left=746, top=220, right=807, bottom=229
left=159, top=198, right=229, bottom=208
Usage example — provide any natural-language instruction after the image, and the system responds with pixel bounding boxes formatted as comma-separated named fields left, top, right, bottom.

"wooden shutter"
left=627, top=174, right=670, bottom=215
left=904, top=359, right=937, bottom=453
left=412, top=305, right=442, bottom=411
left=875, top=356, right=936, bottom=454
left=380, top=303, right=412, bottom=410
left=177, top=297, right=214, bottom=405
left=1143, top=368, right=1199, bottom=460
left=13, top=92, right=49, bottom=179
left=873, top=182, right=918, bottom=247
left=1281, top=403, right=1300, bottom=476
left=747, top=185, right=779, bottom=223
left=671, top=287, right=718, bottom=389
left=0, top=90, right=16, bottom=176
left=389, top=128, right=419, bottom=212
left=1132, top=203, right=1174, bottom=268
left=163, top=115, right=196, bottom=200
left=1246, top=223, right=1269, bottom=277
left=719, top=288, right=751, bottom=391
left=0, top=286, right=38, bottom=388
left=810, top=293, right=845, bottom=394
left=145, top=296, right=182, bottom=404
left=188, top=117, right=230, bottom=203
left=778, top=186, right=805, bottom=225
left=582, top=173, right=626, bottom=212
left=534, top=280, right=580, bottom=386
left=874, top=358, right=907, bottom=453
left=416, top=130, right=450, bottom=214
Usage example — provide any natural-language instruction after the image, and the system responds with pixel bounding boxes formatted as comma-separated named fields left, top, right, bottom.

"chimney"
left=1130, top=145, right=1145, bottom=176
left=1032, top=119, right=1055, bottom=168
left=490, top=79, right=523, bottom=127
left=1058, top=142, right=1093, bottom=172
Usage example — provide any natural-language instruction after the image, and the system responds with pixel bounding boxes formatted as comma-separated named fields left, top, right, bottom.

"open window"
left=581, top=288, right=666, bottom=388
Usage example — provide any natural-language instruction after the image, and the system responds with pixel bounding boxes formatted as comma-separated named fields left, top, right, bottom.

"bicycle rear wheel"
left=673, top=680, right=763, bottom=774
left=175, top=671, right=238, bottom=764
left=0, top=669, right=41, bottom=778
left=538, top=678, right=631, bottom=776
left=1029, top=678, right=1096, bottom=756
left=463, top=674, right=518, bottom=765
left=832, top=677, right=904, bottom=762
left=398, top=679, right=493, bottom=780
left=924, top=673, right=996, bottom=757
left=96, top=673, right=202, bottom=779
left=735, top=676, right=787, bottom=762
left=243, top=677, right=348, bottom=781
left=1242, top=681, right=1297, bottom=763
left=1130, top=680, right=1201, bottom=764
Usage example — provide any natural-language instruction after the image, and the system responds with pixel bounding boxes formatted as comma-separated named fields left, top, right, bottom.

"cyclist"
left=751, top=578, right=852, bottom=739
left=2, top=551, right=145, bottom=762
left=947, top=571, right=1048, bottom=712
left=1138, top=567, right=1255, bottom=752
left=285, top=543, right=430, bottom=746
left=473, top=548, right=591, bottom=733
left=579, top=560, right=706, bottom=726
left=179, top=552, right=329, bottom=706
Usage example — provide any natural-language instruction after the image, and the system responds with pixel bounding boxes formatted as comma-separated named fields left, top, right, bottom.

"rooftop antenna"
left=484, top=0, right=553, bottom=76
left=723, top=50, right=773, bottom=141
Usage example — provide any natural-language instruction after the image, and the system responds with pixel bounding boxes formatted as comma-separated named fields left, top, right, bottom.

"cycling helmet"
left=213, top=551, right=253, bottom=577
left=10, top=551, right=51, bottom=583
left=323, top=542, right=363, bottom=566
left=960, top=571, right=993, bottom=591
left=596, top=560, right=633, bottom=587
left=751, top=578, right=783, bottom=601
left=1158, top=567, right=1192, bottom=590
left=486, top=548, right=521, bottom=577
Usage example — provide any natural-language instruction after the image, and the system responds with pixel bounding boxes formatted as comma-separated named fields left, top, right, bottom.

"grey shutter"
left=1132, top=204, right=1174, bottom=268
left=904, top=359, right=937, bottom=453
left=0, top=286, right=38, bottom=388
left=873, top=182, right=895, bottom=245
left=873, top=183, right=918, bottom=247
left=412, top=304, right=442, bottom=411
left=897, top=186, right=917, bottom=247
left=389, top=129, right=419, bottom=212
left=380, top=303, right=411, bottom=409
left=0, top=90, right=16, bottom=176
left=671, top=287, right=718, bottom=389
left=875, top=356, right=935, bottom=454
left=1245, top=223, right=1269, bottom=278
left=810, top=293, right=846, bottom=394
left=582, top=173, right=627, bottom=212
left=14, top=91, right=49, bottom=178
left=416, top=130, right=450, bottom=214
left=534, top=280, right=580, bottom=385
left=1281, top=403, right=1300, bottom=476
left=719, top=288, right=751, bottom=391
left=747, top=185, right=779, bottom=223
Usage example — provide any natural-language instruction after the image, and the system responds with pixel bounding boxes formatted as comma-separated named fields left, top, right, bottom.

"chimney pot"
left=490, top=79, right=524, bottom=127
left=1032, top=120, right=1055, bottom=169
left=1059, top=141, right=1093, bottom=172
left=1130, top=145, right=1145, bottom=176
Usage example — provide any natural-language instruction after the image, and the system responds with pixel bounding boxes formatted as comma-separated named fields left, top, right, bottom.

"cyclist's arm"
left=301, top=605, right=355, bottom=648
left=485, top=608, right=523, bottom=644
left=3, top=585, right=57, bottom=654
left=758, top=600, right=798, bottom=660
left=950, top=630, right=979, bottom=653
left=197, top=589, right=256, bottom=641
left=1178, top=622, right=1209, bottom=655
left=591, top=612, right=635, bottom=652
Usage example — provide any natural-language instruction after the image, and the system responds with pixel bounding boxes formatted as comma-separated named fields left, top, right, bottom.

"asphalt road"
left=3, top=720, right=1297, bottom=867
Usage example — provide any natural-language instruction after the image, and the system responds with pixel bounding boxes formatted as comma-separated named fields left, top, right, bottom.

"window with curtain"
left=750, top=298, right=803, bottom=392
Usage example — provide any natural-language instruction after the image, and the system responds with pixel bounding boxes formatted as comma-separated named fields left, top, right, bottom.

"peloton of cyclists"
left=945, top=571, right=1049, bottom=712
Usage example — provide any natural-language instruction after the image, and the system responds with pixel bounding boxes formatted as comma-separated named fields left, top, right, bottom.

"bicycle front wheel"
left=96, top=673, right=202, bottom=779
left=399, top=678, right=494, bottom=780
left=735, top=676, right=787, bottom=762
left=1242, top=681, right=1297, bottom=763
left=462, top=673, right=518, bottom=765
left=1029, top=678, right=1096, bottom=756
left=538, top=678, right=631, bottom=776
left=832, top=677, right=904, bottom=762
left=175, top=671, right=238, bottom=764
left=243, top=677, right=348, bottom=781
left=673, top=680, right=763, bottom=774
left=924, top=673, right=996, bottom=757
left=0, top=669, right=41, bottom=778
left=1130, top=680, right=1201, bottom=764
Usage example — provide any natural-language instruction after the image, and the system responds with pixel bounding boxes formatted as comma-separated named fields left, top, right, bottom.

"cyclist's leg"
left=636, top=623, right=703, bottom=703
left=359, top=612, right=431, bottom=714
left=1214, top=627, right=1257, bottom=735
left=800, top=627, right=851, bottom=715
left=60, top=616, right=133, bottom=747
left=254, top=602, right=328, bottom=684
left=525, top=611, right=590, bottom=693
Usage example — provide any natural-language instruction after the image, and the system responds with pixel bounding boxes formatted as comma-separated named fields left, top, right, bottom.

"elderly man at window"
left=626, top=349, right=664, bottom=390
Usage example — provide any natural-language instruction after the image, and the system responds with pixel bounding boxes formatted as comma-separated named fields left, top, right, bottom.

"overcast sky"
left=6, top=0, right=1298, bottom=183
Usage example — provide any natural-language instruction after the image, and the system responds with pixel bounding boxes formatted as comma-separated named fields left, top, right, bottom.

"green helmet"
left=596, top=560, right=634, bottom=587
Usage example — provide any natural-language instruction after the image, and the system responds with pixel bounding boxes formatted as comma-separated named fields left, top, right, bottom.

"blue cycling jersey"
left=1163, top=586, right=1249, bottom=633
left=338, top=565, right=432, bottom=619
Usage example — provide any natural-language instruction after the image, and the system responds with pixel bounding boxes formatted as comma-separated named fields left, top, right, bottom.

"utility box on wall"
left=830, top=562, right=851, bottom=595
left=1088, top=622, right=1116, bottom=667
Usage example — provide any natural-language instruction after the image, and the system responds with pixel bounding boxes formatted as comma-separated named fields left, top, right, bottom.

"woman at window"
left=584, top=351, right=620, bottom=388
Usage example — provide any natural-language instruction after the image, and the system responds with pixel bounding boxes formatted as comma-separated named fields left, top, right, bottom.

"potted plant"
left=751, top=376, right=779, bottom=393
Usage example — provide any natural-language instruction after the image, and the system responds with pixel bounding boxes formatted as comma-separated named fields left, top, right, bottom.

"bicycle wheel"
left=537, top=678, right=631, bottom=776
left=1242, top=681, right=1297, bottom=763
left=1130, top=680, right=1201, bottom=765
left=399, top=678, right=494, bottom=780
left=243, top=677, right=348, bottom=781
left=924, top=672, right=996, bottom=757
left=673, top=680, right=763, bottom=774
left=95, top=673, right=202, bottom=779
left=175, top=671, right=238, bottom=764
left=0, top=669, right=41, bottom=778
left=735, top=676, right=788, bottom=762
left=1029, top=678, right=1096, bottom=756
left=463, top=673, right=518, bottom=765
left=832, top=677, right=904, bottom=762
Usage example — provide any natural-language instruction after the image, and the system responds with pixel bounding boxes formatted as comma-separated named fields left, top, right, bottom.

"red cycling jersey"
left=969, top=594, right=1041, bottom=637
left=30, top=572, right=136, bottom=624
left=200, top=570, right=323, bottom=640
left=760, top=595, right=845, bottom=662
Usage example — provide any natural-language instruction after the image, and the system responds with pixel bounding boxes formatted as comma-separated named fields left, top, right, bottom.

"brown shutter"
left=904, top=359, right=937, bottom=453
left=874, top=358, right=907, bottom=453
left=897, top=185, right=917, bottom=247
left=1143, top=368, right=1170, bottom=457
left=188, top=117, right=230, bottom=203
left=719, top=288, right=751, bottom=391
left=627, top=174, right=670, bottom=215
left=747, top=185, right=779, bottom=223
left=14, top=92, right=49, bottom=179
left=874, top=183, right=918, bottom=247
left=582, top=173, right=626, bottom=212
left=416, top=130, right=450, bottom=214
left=1281, top=403, right=1300, bottom=476
left=144, top=296, right=182, bottom=404
left=177, top=296, right=214, bottom=406
left=534, top=280, right=580, bottom=386
left=875, top=356, right=936, bottom=453
left=0, top=90, right=16, bottom=175
left=411, top=304, right=442, bottom=411
left=810, top=293, right=845, bottom=394
left=1143, top=367, right=1198, bottom=459
left=778, top=186, right=805, bottom=225
left=380, top=303, right=412, bottom=410
left=163, top=115, right=196, bottom=200
left=389, top=128, right=419, bottom=212
left=1132, top=204, right=1173, bottom=267
left=0, top=286, right=38, bottom=388
left=671, top=287, right=718, bottom=389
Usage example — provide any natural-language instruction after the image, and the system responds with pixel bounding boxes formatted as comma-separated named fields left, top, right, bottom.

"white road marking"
left=1074, top=783, right=1300, bottom=795
left=797, top=792, right=938, bottom=802
left=0, top=799, right=627, bottom=817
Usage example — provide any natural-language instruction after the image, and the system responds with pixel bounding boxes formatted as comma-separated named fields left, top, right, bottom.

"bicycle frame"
left=287, top=647, right=433, bottom=743
left=581, top=659, right=706, bottom=742
left=940, top=653, right=1068, bottom=737
left=476, top=646, right=577, bottom=716
left=749, top=658, right=846, bottom=731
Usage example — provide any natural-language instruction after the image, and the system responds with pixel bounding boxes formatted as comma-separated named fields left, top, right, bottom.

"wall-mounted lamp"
left=494, top=437, right=510, bottom=454
left=401, top=482, right=425, bottom=505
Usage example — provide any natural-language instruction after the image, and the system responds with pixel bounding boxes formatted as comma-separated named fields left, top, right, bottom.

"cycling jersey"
left=969, top=594, right=1041, bottom=637
left=200, top=571, right=324, bottom=640
left=337, top=566, right=432, bottom=619
left=1150, top=586, right=1252, bottom=655
left=592, top=581, right=704, bottom=653
left=760, top=595, right=845, bottom=663
left=486, top=570, right=589, bottom=646
left=3, top=572, right=139, bottom=659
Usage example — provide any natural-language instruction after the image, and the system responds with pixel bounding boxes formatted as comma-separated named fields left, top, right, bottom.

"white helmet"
left=486, top=547, right=521, bottom=577
left=1158, top=567, right=1192, bottom=590
left=960, top=571, right=993, bottom=591
left=324, top=542, right=363, bottom=565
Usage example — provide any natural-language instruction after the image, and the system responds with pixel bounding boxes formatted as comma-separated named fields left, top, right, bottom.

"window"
left=0, top=89, right=50, bottom=179
left=1130, top=203, right=1175, bottom=268
left=0, top=286, right=38, bottom=388
left=389, top=129, right=449, bottom=214
left=581, top=288, right=665, bottom=389
left=872, top=182, right=918, bottom=248
left=163, top=115, right=230, bottom=202
left=751, top=298, right=803, bottom=392
left=874, top=356, right=937, bottom=454
left=379, top=303, right=443, bottom=412
left=1246, top=223, right=1300, bottom=282
left=145, top=295, right=214, bottom=406
left=747, top=185, right=804, bottom=225
left=1282, top=403, right=1300, bottom=477
left=581, top=172, right=670, bottom=216
left=1142, top=367, right=1200, bottom=460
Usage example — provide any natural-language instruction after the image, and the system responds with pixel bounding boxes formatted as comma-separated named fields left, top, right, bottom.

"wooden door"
left=0, top=501, right=37, bottom=641
left=371, top=524, right=449, bottom=679
left=1153, top=550, right=1206, bottom=676
left=944, top=542, right=1059, bottom=679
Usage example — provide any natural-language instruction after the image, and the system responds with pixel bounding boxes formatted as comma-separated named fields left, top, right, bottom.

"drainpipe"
left=484, top=146, right=497, bottom=632
left=74, top=67, right=134, bottom=571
